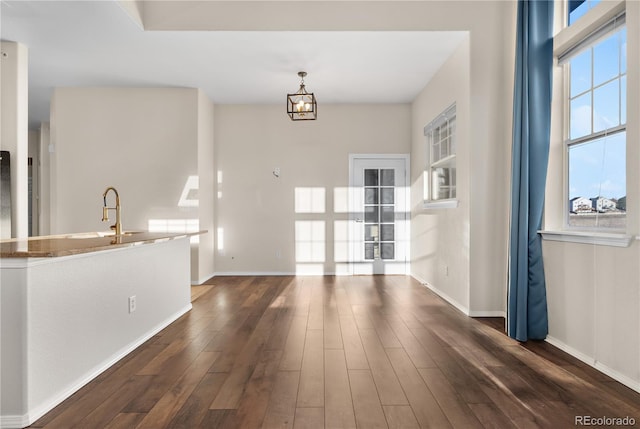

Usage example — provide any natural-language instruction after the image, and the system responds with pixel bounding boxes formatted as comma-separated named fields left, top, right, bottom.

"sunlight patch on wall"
left=295, top=220, right=325, bottom=263
left=148, top=218, right=199, bottom=243
left=333, top=187, right=350, bottom=213
left=295, top=187, right=325, bottom=213
left=334, top=220, right=349, bottom=262
left=178, top=175, right=199, bottom=207
left=217, top=227, right=224, bottom=253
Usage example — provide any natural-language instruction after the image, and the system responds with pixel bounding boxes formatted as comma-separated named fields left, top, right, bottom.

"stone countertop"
left=0, top=231, right=204, bottom=258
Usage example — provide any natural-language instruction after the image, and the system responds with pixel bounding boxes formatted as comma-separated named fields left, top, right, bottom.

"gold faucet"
left=102, top=186, right=123, bottom=235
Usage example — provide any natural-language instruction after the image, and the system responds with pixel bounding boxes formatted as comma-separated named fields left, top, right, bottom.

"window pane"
left=364, top=169, right=378, bottom=186
left=380, top=224, right=394, bottom=242
left=570, top=92, right=592, bottom=139
left=381, top=169, right=395, bottom=186
left=569, top=0, right=601, bottom=25
left=381, top=243, right=394, bottom=260
left=381, top=206, right=394, bottom=223
left=364, top=243, right=375, bottom=260
left=593, top=33, right=619, bottom=86
left=570, top=49, right=591, bottom=97
left=568, top=132, right=626, bottom=229
left=431, top=166, right=456, bottom=200
left=365, top=188, right=378, bottom=204
left=380, top=188, right=394, bottom=204
left=593, top=79, right=619, bottom=132
left=364, top=206, right=378, bottom=223
left=365, top=224, right=378, bottom=242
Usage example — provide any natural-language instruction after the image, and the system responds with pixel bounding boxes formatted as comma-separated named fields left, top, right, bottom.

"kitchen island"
left=0, top=232, right=197, bottom=428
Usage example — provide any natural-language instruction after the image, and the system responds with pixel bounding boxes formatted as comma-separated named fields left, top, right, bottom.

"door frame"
left=348, top=153, right=411, bottom=275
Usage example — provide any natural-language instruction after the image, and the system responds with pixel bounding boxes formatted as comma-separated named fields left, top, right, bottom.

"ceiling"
left=0, top=0, right=467, bottom=128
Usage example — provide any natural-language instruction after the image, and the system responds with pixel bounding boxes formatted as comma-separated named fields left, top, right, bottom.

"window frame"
left=423, top=103, right=458, bottom=209
left=561, top=12, right=626, bottom=232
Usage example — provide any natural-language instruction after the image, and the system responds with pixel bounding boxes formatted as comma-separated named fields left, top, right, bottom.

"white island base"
left=0, top=236, right=192, bottom=428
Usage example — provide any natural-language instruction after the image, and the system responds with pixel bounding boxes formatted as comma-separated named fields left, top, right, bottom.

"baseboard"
left=213, top=271, right=297, bottom=277
left=469, top=311, right=506, bottom=318
left=546, top=335, right=640, bottom=394
left=411, top=274, right=470, bottom=316
left=2, top=304, right=193, bottom=429
left=192, top=272, right=215, bottom=285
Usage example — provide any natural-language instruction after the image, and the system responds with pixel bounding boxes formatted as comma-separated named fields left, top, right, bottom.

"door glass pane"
left=365, top=206, right=379, bottom=222
left=381, top=243, right=394, bottom=260
left=381, top=206, right=394, bottom=223
left=365, top=188, right=378, bottom=204
left=380, top=188, right=394, bottom=204
left=364, top=169, right=378, bottom=186
left=380, top=224, right=394, bottom=241
left=365, top=224, right=379, bottom=241
left=381, top=169, right=395, bottom=186
left=365, top=243, right=375, bottom=260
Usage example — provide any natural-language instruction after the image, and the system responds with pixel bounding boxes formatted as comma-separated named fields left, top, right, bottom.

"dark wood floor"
left=29, top=276, right=640, bottom=428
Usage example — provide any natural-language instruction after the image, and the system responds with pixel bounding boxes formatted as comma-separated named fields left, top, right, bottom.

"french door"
left=349, top=155, right=409, bottom=275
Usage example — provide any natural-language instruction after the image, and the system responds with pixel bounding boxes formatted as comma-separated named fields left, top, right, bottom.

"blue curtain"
left=508, top=0, right=554, bottom=342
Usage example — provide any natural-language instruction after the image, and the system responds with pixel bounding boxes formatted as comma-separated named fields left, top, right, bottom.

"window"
left=424, top=104, right=456, bottom=206
left=568, top=0, right=601, bottom=25
left=564, top=18, right=626, bottom=230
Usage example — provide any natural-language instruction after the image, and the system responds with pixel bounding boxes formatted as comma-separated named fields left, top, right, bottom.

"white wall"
left=49, top=87, right=214, bottom=283
left=214, top=104, right=411, bottom=274
left=411, top=36, right=471, bottom=313
left=0, top=41, right=29, bottom=239
left=542, top=0, right=640, bottom=392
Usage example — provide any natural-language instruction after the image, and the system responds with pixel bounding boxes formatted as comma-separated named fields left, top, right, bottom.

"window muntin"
left=424, top=105, right=456, bottom=203
left=566, top=25, right=626, bottom=230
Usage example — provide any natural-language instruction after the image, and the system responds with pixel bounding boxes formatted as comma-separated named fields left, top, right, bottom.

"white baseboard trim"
left=411, top=274, right=470, bottom=316
left=469, top=311, right=506, bottom=318
left=213, top=271, right=297, bottom=277
left=546, top=335, right=640, bottom=394
left=192, top=272, right=215, bottom=285
left=1, top=304, right=193, bottom=429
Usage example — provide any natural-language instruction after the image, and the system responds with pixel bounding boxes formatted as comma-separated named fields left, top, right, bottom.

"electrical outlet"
left=276, top=250, right=282, bottom=259
left=129, top=295, right=136, bottom=313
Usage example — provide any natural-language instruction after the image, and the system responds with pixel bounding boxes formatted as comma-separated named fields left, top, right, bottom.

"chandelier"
left=286, top=71, right=317, bottom=121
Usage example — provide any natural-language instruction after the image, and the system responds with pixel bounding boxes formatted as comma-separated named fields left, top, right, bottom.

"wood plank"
left=324, top=349, right=356, bottom=428
left=104, top=413, right=145, bottom=429
left=349, top=370, right=387, bottom=429
left=293, top=408, right=324, bottom=429
left=296, top=329, right=324, bottom=407
left=382, top=405, right=420, bottom=429
left=279, top=315, right=308, bottom=371
left=418, top=367, right=483, bottom=428
left=359, top=328, right=408, bottom=406
left=261, top=371, right=300, bottom=429
left=339, top=315, right=369, bottom=370
left=135, top=351, right=220, bottom=428
left=164, top=372, right=228, bottom=429
left=385, top=347, right=452, bottom=428
left=233, top=350, right=283, bottom=429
